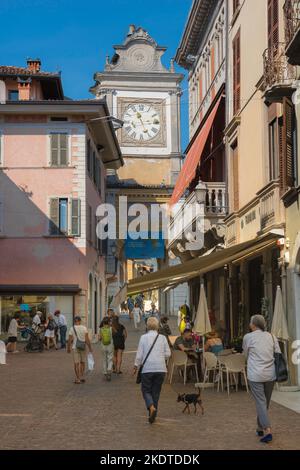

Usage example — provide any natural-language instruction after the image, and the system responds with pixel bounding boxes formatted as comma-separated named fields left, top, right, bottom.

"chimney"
left=26, top=58, right=41, bottom=73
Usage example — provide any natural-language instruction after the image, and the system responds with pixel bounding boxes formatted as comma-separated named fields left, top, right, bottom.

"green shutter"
left=71, top=199, right=81, bottom=236
left=49, top=198, right=60, bottom=235
left=50, top=134, right=59, bottom=166
left=59, top=133, right=68, bottom=166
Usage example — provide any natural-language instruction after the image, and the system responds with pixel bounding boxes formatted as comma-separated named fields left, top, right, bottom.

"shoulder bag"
left=271, top=334, right=288, bottom=383
left=136, top=333, right=159, bottom=384
left=73, top=326, right=86, bottom=351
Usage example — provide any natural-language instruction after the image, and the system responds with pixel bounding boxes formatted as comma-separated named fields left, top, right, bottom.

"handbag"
left=136, top=333, right=160, bottom=384
left=271, top=334, right=288, bottom=383
left=73, top=325, right=86, bottom=351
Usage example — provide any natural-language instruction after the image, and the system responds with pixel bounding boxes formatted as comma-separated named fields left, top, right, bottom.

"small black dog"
left=177, top=388, right=204, bottom=415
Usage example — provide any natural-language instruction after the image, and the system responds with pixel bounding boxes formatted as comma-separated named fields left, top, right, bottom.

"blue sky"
left=0, top=0, right=191, bottom=148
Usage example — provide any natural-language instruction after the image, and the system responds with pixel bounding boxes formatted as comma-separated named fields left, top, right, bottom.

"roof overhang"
left=0, top=285, right=81, bottom=295
left=0, top=100, right=124, bottom=170
left=175, top=0, right=219, bottom=69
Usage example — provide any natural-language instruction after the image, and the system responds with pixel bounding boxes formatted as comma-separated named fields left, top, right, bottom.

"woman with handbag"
left=133, top=317, right=171, bottom=424
left=243, top=314, right=283, bottom=444
left=44, top=314, right=58, bottom=351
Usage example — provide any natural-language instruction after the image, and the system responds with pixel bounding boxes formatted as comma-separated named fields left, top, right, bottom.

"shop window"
left=49, top=133, right=68, bottom=166
left=49, top=197, right=80, bottom=236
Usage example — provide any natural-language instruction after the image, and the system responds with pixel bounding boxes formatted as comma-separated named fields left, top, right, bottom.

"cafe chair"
left=169, top=350, right=199, bottom=386
left=203, top=352, right=218, bottom=388
left=218, top=354, right=248, bottom=396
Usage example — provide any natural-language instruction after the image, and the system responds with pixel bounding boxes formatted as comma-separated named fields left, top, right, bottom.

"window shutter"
left=49, top=198, right=60, bottom=235
left=59, top=133, right=68, bottom=166
left=279, top=98, right=296, bottom=192
left=71, top=199, right=81, bottom=236
left=233, top=29, right=241, bottom=115
left=50, top=134, right=59, bottom=166
left=268, top=0, right=279, bottom=55
left=283, top=97, right=295, bottom=188
left=87, top=204, right=92, bottom=242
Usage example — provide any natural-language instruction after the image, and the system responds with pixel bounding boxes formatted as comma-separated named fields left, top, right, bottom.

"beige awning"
left=127, top=233, right=279, bottom=295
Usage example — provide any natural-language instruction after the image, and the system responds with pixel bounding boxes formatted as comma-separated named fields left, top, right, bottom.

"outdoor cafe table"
left=168, top=336, right=203, bottom=381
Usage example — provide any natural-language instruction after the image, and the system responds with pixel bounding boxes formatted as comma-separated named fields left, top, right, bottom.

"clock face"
left=123, top=103, right=161, bottom=142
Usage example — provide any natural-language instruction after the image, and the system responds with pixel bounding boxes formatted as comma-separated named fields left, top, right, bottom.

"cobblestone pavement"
left=1, top=317, right=300, bottom=450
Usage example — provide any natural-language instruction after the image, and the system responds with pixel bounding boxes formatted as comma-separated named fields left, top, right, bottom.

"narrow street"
left=1, top=318, right=300, bottom=451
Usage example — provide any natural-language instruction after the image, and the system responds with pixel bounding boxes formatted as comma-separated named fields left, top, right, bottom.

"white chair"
left=218, top=354, right=248, bottom=396
left=169, top=350, right=199, bottom=386
left=203, top=352, right=218, bottom=387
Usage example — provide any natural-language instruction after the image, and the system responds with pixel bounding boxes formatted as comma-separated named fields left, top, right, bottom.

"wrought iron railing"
left=284, top=0, right=300, bottom=46
left=263, top=42, right=297, bottom=90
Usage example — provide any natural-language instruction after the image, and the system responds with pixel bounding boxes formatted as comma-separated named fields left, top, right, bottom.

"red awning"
left=169, top=97, right=222, bottom=206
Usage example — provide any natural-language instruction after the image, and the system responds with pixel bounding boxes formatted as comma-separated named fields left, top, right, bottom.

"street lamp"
left=195, top=181, right=207, bottom=205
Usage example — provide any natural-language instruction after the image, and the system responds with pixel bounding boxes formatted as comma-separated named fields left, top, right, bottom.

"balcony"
left=263, top=42, right=297, bottom=102
left=168, top=182, right=228, bottom=260
left=285, top=0, right=300, bottom=65
left=258, top=181, right=284, bottom=233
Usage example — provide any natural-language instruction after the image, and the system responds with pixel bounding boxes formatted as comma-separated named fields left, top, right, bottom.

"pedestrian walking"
left=67, top=316, right=92, bottom=384
left=99, top=317, right=114, bottom=381
left=6, top=314, right=25, bottom=353
left=112, top=316, right=127, bottom=374
left=54, top=310, right=67, bottom=349
left=44, top=314, right=58, bottom=350
left=243, top=314, right=281, bottom=444
left=132, top=303, right=142, bottom=330
left=133, top=317, right=171, bottom=424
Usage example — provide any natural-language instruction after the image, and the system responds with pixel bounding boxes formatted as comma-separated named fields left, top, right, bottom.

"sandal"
left=80, top=379, right=86, bottom=383
left=74, top=380, right=81, bottom=384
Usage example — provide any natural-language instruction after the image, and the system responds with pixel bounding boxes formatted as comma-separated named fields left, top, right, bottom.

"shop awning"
left=127, top=234, right=279, bottom=295
left=169, top=97, right=222, bottom=206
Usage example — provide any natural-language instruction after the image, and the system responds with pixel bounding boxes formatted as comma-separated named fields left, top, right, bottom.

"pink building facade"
left=0, top=61, right=123, bottom=333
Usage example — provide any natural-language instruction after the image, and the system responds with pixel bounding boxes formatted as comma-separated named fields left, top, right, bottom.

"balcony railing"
left=168, top=182, right=228, bottom=246
left=263, top=42, right=297, bottom=96
left=285, top=0, right=300, bottom=64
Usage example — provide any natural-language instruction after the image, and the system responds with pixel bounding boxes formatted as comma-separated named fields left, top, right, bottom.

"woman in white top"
left=132, top=303, right=142, bottom=330
left=243, top=314, right=281, bottom=444
left=133, top=317, right=171, bottom=424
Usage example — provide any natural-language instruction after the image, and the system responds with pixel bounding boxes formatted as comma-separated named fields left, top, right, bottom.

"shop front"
left=0, top=285, right=79, bottom=334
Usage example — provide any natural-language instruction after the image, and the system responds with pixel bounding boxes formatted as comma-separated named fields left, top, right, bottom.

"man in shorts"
left=67, top=316, right=92, bottom=384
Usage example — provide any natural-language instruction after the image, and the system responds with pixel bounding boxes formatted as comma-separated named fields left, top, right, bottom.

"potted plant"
left=231, top=336, right=243, bottom=352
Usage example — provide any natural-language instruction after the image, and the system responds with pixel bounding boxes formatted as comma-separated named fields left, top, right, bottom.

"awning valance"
left=127, top=234, right=279, bottom=295
left=169, top=97, right=222, bottom=206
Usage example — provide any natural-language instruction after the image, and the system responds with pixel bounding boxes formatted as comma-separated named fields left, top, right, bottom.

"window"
left=49, top=198, right=80, bottom=236
left=269, top=119, right=279, bottom=181
left=231, top=140, right=239, bottom=211
left=87, top=139, right=91, bottom=174
left=268, top=0, right=279, bottom=55
left=8, top=90, right=19, bottom=101
left=50, top=133, right=68, bottom=166
left=233, top=29, right=241, bottom=115
left=50, top=117, right=68, bottom=122
left=87, top=204, right=92, bottom=243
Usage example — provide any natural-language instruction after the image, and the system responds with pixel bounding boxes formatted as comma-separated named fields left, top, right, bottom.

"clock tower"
left=90, top=25, right=184, bottom=186
left=90, top=26, right=187, bottom=316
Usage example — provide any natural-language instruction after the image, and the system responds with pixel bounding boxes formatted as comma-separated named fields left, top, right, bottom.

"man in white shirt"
left=67, top=316, right=92, bottom=384
left=133, top=317, right=171, bottom=424
left=54, top=310, right=67, bottom=349
left=32, top=311, right=42, bottom=332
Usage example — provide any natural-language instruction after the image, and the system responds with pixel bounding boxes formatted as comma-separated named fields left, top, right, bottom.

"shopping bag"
left=87, top=353, right=94, bottom=372
left=0, top=340, right=7, bottom=365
